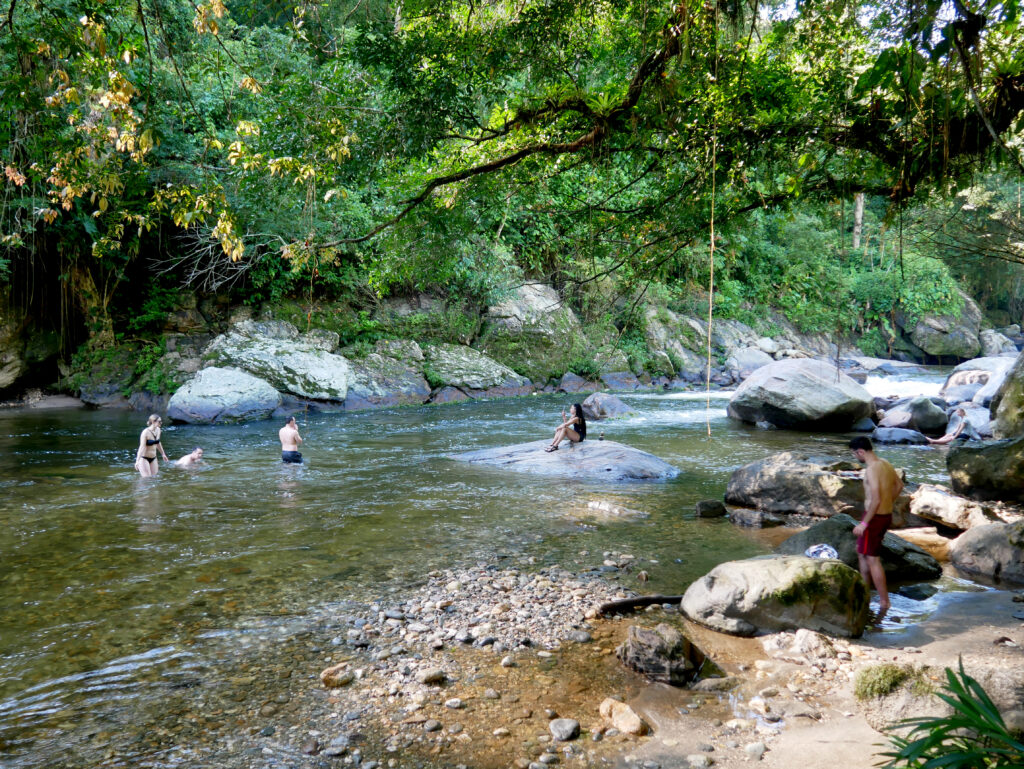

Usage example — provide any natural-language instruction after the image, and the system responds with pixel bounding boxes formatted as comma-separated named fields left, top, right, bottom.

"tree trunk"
left=852, top=192, right=865, bottom=250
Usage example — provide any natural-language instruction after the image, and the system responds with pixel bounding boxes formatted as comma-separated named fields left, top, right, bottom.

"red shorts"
left=857, top=514, right=892, bottom=557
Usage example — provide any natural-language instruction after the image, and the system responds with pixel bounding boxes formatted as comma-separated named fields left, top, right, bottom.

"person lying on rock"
left=849, top=436, right=903, bottom=623
left=545, top=403, right=587, bottom=452
left=926, top=408, right=981, bottom=445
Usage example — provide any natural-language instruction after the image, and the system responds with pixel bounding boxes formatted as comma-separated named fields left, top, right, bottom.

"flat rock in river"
left=452, top=439, right=679, bottom=481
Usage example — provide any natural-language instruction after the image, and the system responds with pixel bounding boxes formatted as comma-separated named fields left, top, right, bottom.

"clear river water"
left=0, top=370, right=961, bottom=766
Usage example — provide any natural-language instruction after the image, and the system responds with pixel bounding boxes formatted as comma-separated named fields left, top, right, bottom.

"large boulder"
left=167, top=367, right=281, bottom=424
left=948, top=436, right=1024, bottom=502
left=581, top=391, right=636, bottom=420
left=725, top=452, right=909, bottom=519
left=615, top=623, right=709, bottom=685
left=992, top=350, right=1024, bottom=438
left=907, top=396, right=948, bottom=434
left=423, top=343, right=528, bottom=391
left=476, top=284, right=584, bottom=382
left=908, top=290, right=982, bottom=359
left=871, top=427, right=928, bottom=445
left=980, top=329, right=1018, bottom=357
left=725, top=347, right=775, bottom=379
left=949, top=522, right=1024, bottom=584
left=452, top=439, right=679, bottom=481
left=909, top=484, right=1002, bottom=531
left=204, top=320, right=351, bottom=401
left=680, top=555, right=869, bottom=638
left=775, top=513, right=942, bottom=581
left=727, top=359, right=873, bottom=430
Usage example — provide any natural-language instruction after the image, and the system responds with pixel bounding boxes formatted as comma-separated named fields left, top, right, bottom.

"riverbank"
left=237, top=556, right=1024, bottom=769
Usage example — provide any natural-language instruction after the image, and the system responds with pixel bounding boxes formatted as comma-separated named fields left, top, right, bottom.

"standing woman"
left=545, top=403, right=587, bottom=452
left=135, top=414, right=170, bottom=476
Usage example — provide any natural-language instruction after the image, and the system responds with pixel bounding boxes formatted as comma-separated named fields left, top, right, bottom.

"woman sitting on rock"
left=927, top=408, right=981, bottom=445
left=545, top=403, right=586, bottom=452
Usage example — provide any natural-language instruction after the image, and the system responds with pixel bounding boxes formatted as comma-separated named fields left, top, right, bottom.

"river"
left=0, top=371, right=958, bottom=766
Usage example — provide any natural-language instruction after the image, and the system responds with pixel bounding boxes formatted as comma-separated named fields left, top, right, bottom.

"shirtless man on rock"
left=849, top=436, right=904, bottom=622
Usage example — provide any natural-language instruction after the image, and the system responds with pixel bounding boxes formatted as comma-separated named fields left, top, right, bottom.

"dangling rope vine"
left=704, top=0, right=719, bottom=437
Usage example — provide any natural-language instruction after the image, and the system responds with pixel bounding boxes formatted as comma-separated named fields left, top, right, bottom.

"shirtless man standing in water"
left=849, top=436, right=904, bottom=621
left=279, top=416, right=303, bottom=463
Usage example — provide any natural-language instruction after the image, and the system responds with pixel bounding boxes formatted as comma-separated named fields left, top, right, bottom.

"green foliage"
left=126, top=285, right=181, bottom=334
left=855, top=664, right=914, bottom=700
left=881, top=660, right=1024, bottom=769
left=566, top=353, right=601, bottom=381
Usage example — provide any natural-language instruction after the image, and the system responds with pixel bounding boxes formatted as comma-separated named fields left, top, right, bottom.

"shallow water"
left=0, top=376, right=956, bottom=764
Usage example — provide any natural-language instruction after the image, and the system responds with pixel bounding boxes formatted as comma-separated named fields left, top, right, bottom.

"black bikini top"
left=146, top=438, right=161, bottom=446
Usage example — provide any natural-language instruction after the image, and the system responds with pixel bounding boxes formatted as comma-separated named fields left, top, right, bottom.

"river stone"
left=725, top=346, right=775, bottom=379
left=725, top=452, right=909, bottom=519
left=774, top=514, right=942, bottom=581
left=476, top=283, right=584, bottom=383
left=680, top=555, right=869, bottom=638
left=871, top=427, right=928, bottom=445
left=343, top=353, right=430, bottom=410
left=167, top=367, right=281, bottom=424
left=204, top=320, right=352, bottom=401
left=948, top=436, right=1024, bottom=502
left=992, top=351, right=1024, bottom=438
left=549, top=718, right=580, bottom=741
left=908, top=290, right=982, bottom=359
left=615, top=623, right=708, bottom=685
left=878, top=406, right=913, bottom=430
left=727, top=359, right=873, bottom=430
left=941, top=383, right=983, bottom=404
left=644, top=306, right=705, bottom=377
left=598, top=698, right=649, bottom=735
left=981, top=329, right=1017, bottom=357
left=423, top=342, right=528, bottom=390
left=453, top=439, right=678, bottom=481
left=696, top=499, right=728, bottom=518
left=909, top=484, right=1000, bottom=531
left=600, top=372, right=642, bottom=391
left=581, top=391, right=636, bottom=420
left=949, top=522, right=1024, bottom=584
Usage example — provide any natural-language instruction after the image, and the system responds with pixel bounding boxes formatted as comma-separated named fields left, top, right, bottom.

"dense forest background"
left=2, top=0, right=1023, bottom=392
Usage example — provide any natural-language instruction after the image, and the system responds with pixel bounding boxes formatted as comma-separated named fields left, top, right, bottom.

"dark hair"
left=849, top=436, right=873, bottom=452
left=572, top=403, right=587, bottom=440
left=286, top=416, right=297, bottom=425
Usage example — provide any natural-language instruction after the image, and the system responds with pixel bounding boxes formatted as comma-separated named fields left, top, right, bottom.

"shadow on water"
left=0, top=375, right=958, bottom=765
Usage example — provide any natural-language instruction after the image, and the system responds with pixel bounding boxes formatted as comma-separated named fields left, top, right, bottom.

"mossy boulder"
left=908, top=290, right=982, bottom=360
left=167, top=366, right=281, bottom=424
left=476, top=284, right=584, bottom=382
left=992, top=350, right=1024, bottom=438
left=948, top=435, right=1024, bottom=502
left=204, top=320, right=351, bottom=401
left=423, top=342, right=529, bottom=390
left=680, top=555, right=869, bottom=638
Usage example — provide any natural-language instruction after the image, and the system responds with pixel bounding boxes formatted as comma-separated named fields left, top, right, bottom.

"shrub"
left=881, top=659, right=1024, bottom=769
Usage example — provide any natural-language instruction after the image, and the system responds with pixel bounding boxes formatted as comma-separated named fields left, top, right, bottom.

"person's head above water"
left=147, top=414, right=162, bottom=427
left=191, top=447, right=203, bottom=459
left=285, top=416, right=297, bottom=426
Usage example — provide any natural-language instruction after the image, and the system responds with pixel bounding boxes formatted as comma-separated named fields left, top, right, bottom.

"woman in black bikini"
left=136, top=414, right=170, bottom=477
left=545, top=403, right=586, bottom=452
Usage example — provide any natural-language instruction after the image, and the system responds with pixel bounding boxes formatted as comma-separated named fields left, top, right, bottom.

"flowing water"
left=0, top=372, right=959, bottom=765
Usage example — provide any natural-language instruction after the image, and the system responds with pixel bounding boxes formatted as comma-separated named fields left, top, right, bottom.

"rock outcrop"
left=980, top=329, right=1018, bottom=357
left=0, top=301, right=27, bottom=391
left=908, top=290, right=982, bottom=359
left=204, top=320, right=352, bottom=401
left=909, top=484, right=1002, bottom=531
left=948, top=436, right=1024, bottom=503
left=452, top=439, right=679, bottom=481
left=423, top=343, right=529, bottom=391
left=680, top=555, right=869, bottom=638
left=949, top=521, right=1024, bottom=584
left=476, top=284, right=583, bottom=383
left=727, top=359, right=873, bottom=430
left=774, top=514, right=942, bottom=581
left=167, top=366, right=282, bottom=424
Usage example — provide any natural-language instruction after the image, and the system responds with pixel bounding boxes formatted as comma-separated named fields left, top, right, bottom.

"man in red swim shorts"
left=849, top=436, right=904, bottom=621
